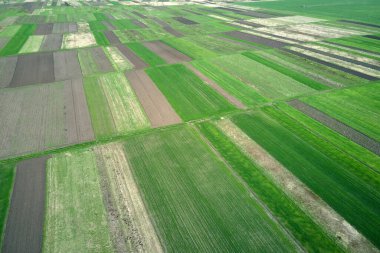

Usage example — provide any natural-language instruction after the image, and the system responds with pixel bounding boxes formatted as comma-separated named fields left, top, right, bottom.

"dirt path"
left=95, top=144, right=164, bottom=253
left=184, top=63, right=246, bottom=109
left=217, top=119, right=378, bottom=253
left=2, top=156, right=50, bottom=253
left=126, top=69, right=181, bottom=127
left=288, top=100, right=380, bottom=155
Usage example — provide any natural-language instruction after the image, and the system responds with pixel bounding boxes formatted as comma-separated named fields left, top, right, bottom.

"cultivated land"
left=0, top=0, right=379, bottom=252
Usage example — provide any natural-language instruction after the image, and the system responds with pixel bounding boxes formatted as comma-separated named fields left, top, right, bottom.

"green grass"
left=110, top=19, right=140, bottom=30
left=197, top=121, right=343, bottom=252
left=0, top=25, right=21, bottom=38
left=0, top=164, right=15, bottom=249
left=127, top=42, right=166, bottom=66
left=146, top=64, right=234, bottom=121
left=43, top=150, right=113, bottom=253
left=232, top=109, right=380, bottom=248
left=163, top=37, right=217, bottom=59
left=93, top=31, right=110, bottom=46
left=19, top=35, right=44, bottom=53
left=301, top=83, right=380, bottom=142
left=191, top=60, right=268, bottom=106
left=0, top=24, right=36, bottom=56
left=94, top=12, right=108, bottom=21
left=236, top=0, right=380, bottom=24
left=211, top=54, right=313, bottom=100
left=184, top=35, right=252, bottom=54
left=242, top=51, right=328, bottom=91
left=123, top=126, right=298, bottom=252
left=89, top=21, right=108, bottom=31
left=327, top=36, right=380, bottom=54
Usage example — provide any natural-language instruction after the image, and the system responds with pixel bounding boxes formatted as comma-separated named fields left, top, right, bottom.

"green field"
left=93, top=31, right=110, bottom=46
left=43, top=151, right=113, bottom=253
left=301, top=83, right=380, bottom=142
left=0, top=164, right=14, bottom=249
left=163, top=37, right=217, bottom=59
left=210, top=54, right=314, bottom=99
left=127, top=42, right=166, bottom=66
left=146, top=64, right=234, bottom=120
left=232, top=109, right=380, bottom=248
left=0, top=24, right=36, bottom=56
left=124, top=126, right=298, bottom=252
left=327, top=36, right=380, bottom=54
left=197, top=122, right=343, bottom=252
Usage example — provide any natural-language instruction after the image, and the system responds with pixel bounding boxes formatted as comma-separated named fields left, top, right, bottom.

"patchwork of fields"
left=0, top=0, right=379, bottom=252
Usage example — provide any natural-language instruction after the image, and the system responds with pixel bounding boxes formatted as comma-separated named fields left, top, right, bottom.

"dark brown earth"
left=0, top=56, right=17, bottom=88
left=283, top=48, right=379, bottom=81
left=52, top=22, right=77, bottom=34
left=132, top=19, right=147, bottom=28
left=143, top=41, right=191, bottom=64
left=224, top=31, right=291, bottom=48
left=126, top=70, right=182, bottom=127
left=339, top=20, right=380, bottom=29
left=295, top=45, right=380, bottom=71
left=253, top=30, right=301, bottom=43
left=184, top=63, right=245, bottom=109
left=1, top=156, right=50, bottom=253
left=34, top=23, right=53, bottom=35
left=10, top=52, right=55, bottom=87
left=288, top=100, right=380, bottom=155
left=163, top=26, right=183, bottom=37
left=63, top=78, right=95, bottom=143
left=104, top=31, right=121, bottom=44
left=173, top=17, right=198, bottom=25
left=91, top=47, right=114, bottom=73
left=116, top=44, right=148, bottom=69
left=53, top=50, right=82, bottom=81
left=40, top=34, right=62, bottom=51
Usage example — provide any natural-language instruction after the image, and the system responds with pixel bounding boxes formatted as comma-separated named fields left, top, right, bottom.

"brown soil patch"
left=126, top=69, right=181, bottom=127
left=143, top=41, right=191, bottom=64
left=116, top=44, right=148, bottom=69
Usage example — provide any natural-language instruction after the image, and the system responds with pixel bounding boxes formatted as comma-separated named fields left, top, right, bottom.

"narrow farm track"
left=2, top=156, right=49, bottom=253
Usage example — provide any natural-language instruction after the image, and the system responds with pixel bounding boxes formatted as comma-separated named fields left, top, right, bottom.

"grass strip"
left=0, top=24, right=36, bottom=56
left=93, top=31, right=110, bottom=46
left=243, top=51, right=328, bottom=91
left=0, top=164, right=15, bottom=249
left=197, top=122, right=342, bottom=252
left=127, top=42, right=166, bottom=66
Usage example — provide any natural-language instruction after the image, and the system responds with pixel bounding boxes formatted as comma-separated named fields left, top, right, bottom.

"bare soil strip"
left=94, top=144, right=164, bottom=253
left=102, top=21, right=116, bottom=30
left=224, top=31, right=291, bottom=48
left=40, top=34, right=62, bottom=51
left=143, top=41, right=191, bottom=63
left=324, top=41, right=380, bottom=56
left=53, top=50, right=82, bottom=81
left=253, top=29, right=302, bottom=43
left=64, top=78, right=95, bottom=143
left=173, top=17, right=198, bottom=25
left=282, top=48, right=379, bottom=81
left=132, top=19, right=147, bottom=28
left=10, top=52, right=55, bottom=87
left=126, top=70, right=181, bottom=127
left=1, top=156, right=49, bottom=253
left=116, top=44, right=148, bottom=69
left=288, top=100, right=380, bottom=155
left=53, top=22, right=77, bottom=34
left=364, top=35, right=380, bottom=41
left=0, top=56, right=17, bottom=88
left=217, top=7, right=275, bottom=18
left=132, top=11, right=147, bottom=19
left=91, top=47, right=114, bottom=73
left=295, top=45, right=380, bottom=71
left=104, top=30, right=121, bottom=44
left=339, top=20, right=380, bottom=29
left=151, top=17, right=168, bottom=27
left=35, top=23, right=53, bottom=35
left=217, top=119, right=378, bottom=253
left=184, top=63, right=245, bottom=109
left=163, top=26, right=183, bottom=37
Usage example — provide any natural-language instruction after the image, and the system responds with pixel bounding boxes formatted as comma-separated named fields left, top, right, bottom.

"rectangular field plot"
left=123, top=126, right=299, bottom=252
left=0, top=80, right=94, bottom=159
left=231, top=109, right=380, bottom=248
left=146, top=64, right=234, bottom=121
left=78, top=47, right=114, bottom=76
left=62, top=32, right=96, bottom=49
left=209, top=54, right=313, bottom=100
left=83, top=73, right=150, bottom=139
left=0, top=164, right=15, bottom=250
left=142, top=41, right=191, bottom=64
left=300, top=83, right=380, bottom=143
left=43, top=151, right=113, bottom=253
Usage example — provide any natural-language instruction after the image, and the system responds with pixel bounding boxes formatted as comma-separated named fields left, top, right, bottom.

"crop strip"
left=288, top=100, right=380, bottom=155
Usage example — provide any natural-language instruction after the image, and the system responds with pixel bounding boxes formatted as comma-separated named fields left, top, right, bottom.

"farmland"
left=0, top=0, right=379, bottom=252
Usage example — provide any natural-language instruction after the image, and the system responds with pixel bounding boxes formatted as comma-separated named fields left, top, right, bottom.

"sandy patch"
left=62, top=32, right=96, bottom=49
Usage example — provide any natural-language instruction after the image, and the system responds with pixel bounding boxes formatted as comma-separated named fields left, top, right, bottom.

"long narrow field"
left=123, top=126, right=299, bottom=252
left=0, top=164, right=14, bottom=249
